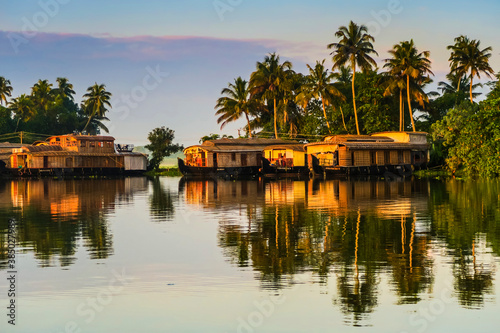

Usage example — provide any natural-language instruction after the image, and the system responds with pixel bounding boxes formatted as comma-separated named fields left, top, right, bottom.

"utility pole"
left=20, top=131, right=23, bottom=144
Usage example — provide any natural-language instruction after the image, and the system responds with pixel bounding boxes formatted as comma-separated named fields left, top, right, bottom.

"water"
left=0, top=177, right=499, bottom=332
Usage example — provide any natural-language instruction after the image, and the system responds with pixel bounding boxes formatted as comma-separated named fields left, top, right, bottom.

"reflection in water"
left=149, top=177, right=177, bottom=222
left=430, top=180, right=499, bottom=308
left=0, top=178, right=148, bottom=268
left=182, top=178, right=499, bottom=325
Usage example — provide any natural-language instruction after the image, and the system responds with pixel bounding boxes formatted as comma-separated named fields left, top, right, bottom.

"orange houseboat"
left=178, top=138, right=302, bottom=178
left=5, top=134, right=147, bottom=176
left=305, top=132, right=429, bottom=177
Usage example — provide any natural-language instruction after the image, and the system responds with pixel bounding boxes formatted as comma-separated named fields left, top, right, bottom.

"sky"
left=1, top=0, right=500, bottom=146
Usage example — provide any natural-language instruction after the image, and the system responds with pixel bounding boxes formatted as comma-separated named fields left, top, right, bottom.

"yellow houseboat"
left=178, top=138, right=301, bottom=178
left=6, top=134, right=147, bottom=176
left=305, top=132, right=429, bottom=177
left=261, top=143, right=307, bottom=177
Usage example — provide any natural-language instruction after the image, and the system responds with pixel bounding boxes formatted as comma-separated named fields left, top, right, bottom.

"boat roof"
left=47, top=134, right=115, bottom=141
left=263, top=144, right=305, bottom=152
left=184, top=138, right=300, bottom=153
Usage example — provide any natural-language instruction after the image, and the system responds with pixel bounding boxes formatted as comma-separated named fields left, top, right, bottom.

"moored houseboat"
left=261, top=143, right=308, bottom=177
left=178, top=138, right=301, bottom=178
left=305, top=132, right=429, bottom=177
left=5, top=134, right=147, bottom=176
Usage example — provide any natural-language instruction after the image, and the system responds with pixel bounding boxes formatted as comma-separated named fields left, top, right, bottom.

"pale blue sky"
left=1, top=0, right=499, bottom=145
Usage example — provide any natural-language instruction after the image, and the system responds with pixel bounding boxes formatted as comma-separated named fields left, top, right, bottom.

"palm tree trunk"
left=273, top=98, right=278, bottom=139
left=339, top=106, right=348, bottom=133
left=399, top=89, right=403, bottom=131
left=15, top=118, right=20, bottom=132
left=470, top=72, right=474, bottom=103
left=351, top=60, right=360, bottom=135
left=82, top=114, right=93, bottom=133
left=321, top=98, right=331, bottom=133
left=407, top=75, right=416, bottom=132
left=244, top=112, right=252, bottom=138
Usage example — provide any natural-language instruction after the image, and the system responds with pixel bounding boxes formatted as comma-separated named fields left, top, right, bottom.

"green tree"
left=215, top=77, right=262, bottom=138
left=448, top=36, right=494, bottom=103
left=82, top=83, right=112, bottom=133
left=250, top=53, right=294, bottom=139
left=328, top=21, right=378, bottom=135
left=296, top=60, right=345, bottom=133
left=145, top=126, right=183, bottom=171
left=384, top=40, right=433, bottom=132
left=0, top=77, right=13, bottom=106
left=31, top=79, right=54, bottom=112
left=55, top=77, right=76, bottom=101
left=9, top=94, right=35, bottom=132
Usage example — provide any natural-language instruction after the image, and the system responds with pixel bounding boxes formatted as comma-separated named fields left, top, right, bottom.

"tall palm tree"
left=383, top=73, right=406, bottom=131
left=31, top=79, right=54, bottom=111
left=448, top=36, right=494, bottom=103
left=215, top=77, right=261, bottom=138
left=438, top=73, right=481, bottom=98
left=0, top=77, right=13, bottom=106
left=328, top=21, right=378, bottom=135
left=296, top=60, right=345, bottom=132
left=249, top=53, right=294, bottom=139
left=82, top=83, right=112, bottom=133
left=9, top=94, right=35, bottom=132
left=55, top=77, right=76, bottom=101
left=384, top=40, right=433, bottom=132
left=331, top=66, right=352, bottom=132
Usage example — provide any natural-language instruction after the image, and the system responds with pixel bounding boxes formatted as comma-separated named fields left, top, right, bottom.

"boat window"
left=384, top=151, right=390, bottom=164
left=80, top=140, right=86, bottom=147
left=90, top=141, right=96, bottom=148
left=231, top=153, right=236, bottom=161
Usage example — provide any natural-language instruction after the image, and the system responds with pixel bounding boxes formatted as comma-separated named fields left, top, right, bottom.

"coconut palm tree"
left=447, top=36, right=494, bottom=103
left=0, top=77, right=13, bottom=106
left=82, top=83, right=112, bottom=133
left=438, top=73, right=481, bottom=98
left=384, top=40, right=433, bottom=132
left=328, top=21, right=378, bottom=135
left=9, top=94, right=35, bottom=132
left=331, top=66, right=352, bottom=132
left=31, top=79, right=54, bottom=111
left=296, top=60, right=345, bottom=132
left=215, top=77, right=262, bottom=138
left=383, top=73, right=406, bottom=131
left=249, top=53, right=294, bottom=139
left=55, top=77, right=76, bottom=101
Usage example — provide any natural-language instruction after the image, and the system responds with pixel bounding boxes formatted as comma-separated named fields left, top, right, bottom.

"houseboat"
left=261, top=143, right=308, bottom=177
left=5, top=134, right=147, bottom=176
left=305, top=132, right=429, bottom=177
left=178, top=138, right=302, bottom=178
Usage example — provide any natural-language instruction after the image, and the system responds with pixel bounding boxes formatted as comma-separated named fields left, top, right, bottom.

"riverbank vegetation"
left=214, top=21, right=500, bottom=176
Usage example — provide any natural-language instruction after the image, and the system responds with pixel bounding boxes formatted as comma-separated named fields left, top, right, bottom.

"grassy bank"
left=413, top=167, right=468, bottom=179
left=144, top=167, right=183, bottom=177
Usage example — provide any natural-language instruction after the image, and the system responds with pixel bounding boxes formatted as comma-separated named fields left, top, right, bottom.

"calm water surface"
left=0, top=177, right=499, bottom=332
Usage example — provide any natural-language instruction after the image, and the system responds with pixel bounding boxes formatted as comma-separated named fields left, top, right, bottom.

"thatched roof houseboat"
left=178, top=138, right=302, bottom=178
left=5, top=134, right=147, bottom=176
left=305, top=132, right=429, bottom=177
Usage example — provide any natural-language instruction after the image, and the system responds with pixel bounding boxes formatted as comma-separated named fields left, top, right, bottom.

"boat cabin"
left=263, top=144, right=306, bottom=168
left=305, top=132, right=429, bottom=175
left=8, top=134, right=147, bottom=175
left=46, top=134, right=116, bottom=153
left=183, top=138, right=300, bottom=169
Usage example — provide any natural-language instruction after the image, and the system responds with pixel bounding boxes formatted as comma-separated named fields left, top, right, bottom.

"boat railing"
left=269, top=158, right=294, bottom=168
left=319, top=158, right=337, bottom=167
left=185, top=157, right=207, bottom=167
